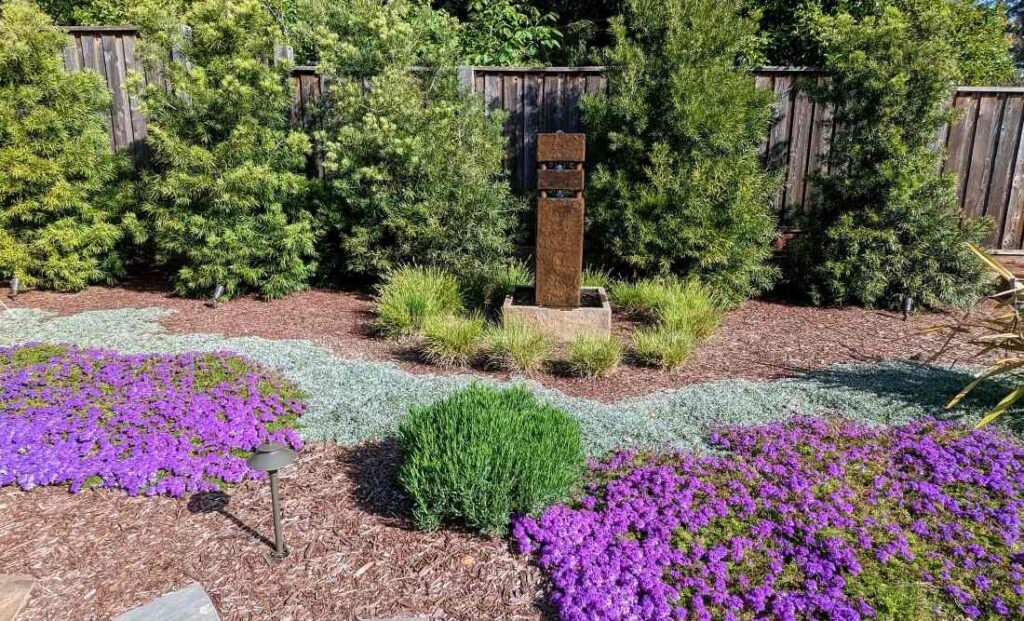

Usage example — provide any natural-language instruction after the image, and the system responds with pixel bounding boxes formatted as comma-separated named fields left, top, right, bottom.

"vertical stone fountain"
left=502, top=132, right=611, bottom=341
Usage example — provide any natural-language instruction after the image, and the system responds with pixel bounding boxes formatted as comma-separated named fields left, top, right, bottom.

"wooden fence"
left=61, top=27, right=1024, bottom=251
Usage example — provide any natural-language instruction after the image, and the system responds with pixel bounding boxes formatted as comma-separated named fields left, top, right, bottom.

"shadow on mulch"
left=187, top=490, right=276, bottom=550
left=341, top=439, right=415, bottom=525
left=799, top=362, right=1024, bottom=431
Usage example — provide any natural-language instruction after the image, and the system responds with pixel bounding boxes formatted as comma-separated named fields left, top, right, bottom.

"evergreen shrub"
left=0, top=0, right=130, bottom=292
left=398, top=384, right=584, bottom=535
left=583, top=0, right=780, bottom=305
left=139, top=0, right=316, bottom=299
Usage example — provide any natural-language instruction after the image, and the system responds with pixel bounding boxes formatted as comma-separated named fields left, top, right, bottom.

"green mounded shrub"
left=486, top=318, right=552, bottom=374
left=420, top=313, right=485, bottom=367
left=582, top=0, right=780, bottom=305
left=398, top=384, right=584, bottom=535
left=632, top=325, right=695, bottom=370
left=139, top=0, right=316, bottom=300
left=566, top=334, right=622, bottom=378
left=784, top=2, right=994, bottom=310
left=0, top=0, right=132, bottom=292
left=375, top=266, right=462, bottom=338
left=309, top=0, right=520, bottom=283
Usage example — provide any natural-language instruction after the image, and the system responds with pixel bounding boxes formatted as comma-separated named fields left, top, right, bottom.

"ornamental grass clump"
left=631, top=325, right=694, bottom=370
left=566, top=334, right=622, bottom=378
left=486, top=319, right=552, bottom=374
left=515, top=417, right=1024, bottom=620
left=0, top=343, right=305, bottom=497
left=375, top=266, right=462, bottom=337
left=399, top=385, right=584, bottom=535
left=420, top=314, right=485, bottom=367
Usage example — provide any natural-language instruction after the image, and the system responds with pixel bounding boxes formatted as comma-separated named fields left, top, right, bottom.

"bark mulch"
left=6, top=286, right=982, bottom=402
left=0, top=442, right=546, bottom=621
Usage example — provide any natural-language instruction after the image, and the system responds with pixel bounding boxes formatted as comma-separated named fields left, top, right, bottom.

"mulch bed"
left=0, top=286, right=994, bottom=620
left=0, top=442, right=546, bottom=621
left=6, top=285, right=983, bottom=401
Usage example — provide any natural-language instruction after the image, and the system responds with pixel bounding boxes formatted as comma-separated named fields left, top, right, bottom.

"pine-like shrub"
left=398, top=384, right=584, bottom=535
left=582, top=0, right=780, bottom=305
left=421, top=313, right=486, bottom=366
left=0, top=0, right=129, bottom=292
left=486, top=318, right=552, bottom=374
left=310, top=0, right=520, bottom=283
left=566, top=334, right=622, bottom=378
left=375, top=266, right=463, bottom=337
left=138, top=0, right=316, bottom=299
left=786, top=3, right=991, bottom=309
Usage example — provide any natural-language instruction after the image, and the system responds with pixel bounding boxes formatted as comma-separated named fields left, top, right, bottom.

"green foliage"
left=459, top=257, right=533, bottom=310
left=751, top=0, right=1017, bottom=85
left=615, top=276, right=720, bottom=369
left=566, top=334, right=621, bottom=378
left=631, top=325, right=694, bottom=370
left=310, top=0, right=519, bottom=283
left=583, top=0, right=779, bottom=306
left=398, top=384, right=584, bottom=535
left=0, top=0, right=129, bottom=292
left=786, top=2, right=991, bottom=309
left=421, top=313, right=486, bottom=366
left=486, top=318, right=551, bottom=374
left=440, top=0, right=562, bottom=65
left=138, top=0, right=315, bottom=299
left=0, top=342, right=68, bottom=371
left=374, top=266, right=463, bottom=338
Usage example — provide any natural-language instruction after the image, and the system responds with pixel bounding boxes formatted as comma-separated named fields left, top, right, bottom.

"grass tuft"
left=486, top=319, right=552, bottom=375
left=375, top=266, right=462, bottom=338
left=567, top=334, right=622, bottom=378
left=420, top=314, right=486, bottom=367
left=632, top=325, right=695, bottom=370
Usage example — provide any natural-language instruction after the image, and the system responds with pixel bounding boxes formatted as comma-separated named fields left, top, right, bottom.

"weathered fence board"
left=59, top=27, right=1024, bottom=250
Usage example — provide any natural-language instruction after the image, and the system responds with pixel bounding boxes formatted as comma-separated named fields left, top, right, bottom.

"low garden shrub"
left=0, top=0, right=132, bottom=292
left=398, top=384, right=584, bottom=535
left=566, top=334, right=621, bottom=378
left=516, top=417, right=1024, bottom=620
left=420, top=313, right=485, bottom=366
left=0, top=342, right=305, bottom=497
left=486, top=318, right=552, bottom=374
left=375, top=266, right=462, bottom=337
left=631, top=325, right=694, bottom=370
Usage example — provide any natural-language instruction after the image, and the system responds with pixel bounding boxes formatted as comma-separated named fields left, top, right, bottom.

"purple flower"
left=0, top=343, right=305, bottom=498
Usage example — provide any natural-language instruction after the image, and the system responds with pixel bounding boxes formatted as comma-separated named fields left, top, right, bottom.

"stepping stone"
left=0, top=575, right=34, bottom=621
left=115, top=583, right=219, bottom=621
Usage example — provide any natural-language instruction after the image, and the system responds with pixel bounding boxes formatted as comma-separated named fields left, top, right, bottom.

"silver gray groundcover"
left=1, top=307, right=1014, bottom=454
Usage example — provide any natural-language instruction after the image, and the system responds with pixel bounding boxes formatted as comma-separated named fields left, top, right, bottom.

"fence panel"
left=57, top=27, right=1024, bottom=251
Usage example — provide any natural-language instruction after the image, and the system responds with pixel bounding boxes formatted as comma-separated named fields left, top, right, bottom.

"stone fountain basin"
left=501, top=286, right=611, bottom=342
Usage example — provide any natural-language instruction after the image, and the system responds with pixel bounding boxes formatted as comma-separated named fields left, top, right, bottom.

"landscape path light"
left=246, top=442, right=297, bottom=558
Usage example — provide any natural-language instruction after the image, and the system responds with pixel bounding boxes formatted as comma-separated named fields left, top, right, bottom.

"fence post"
left=170, top=25, right=192, bottom=69
left=457, top=65, right=475, bottom=93
left=273, top=44, right=294, bottom=64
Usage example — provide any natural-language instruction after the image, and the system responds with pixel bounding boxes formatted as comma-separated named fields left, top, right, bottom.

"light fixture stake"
left=246, top=442, right=297, bottom=559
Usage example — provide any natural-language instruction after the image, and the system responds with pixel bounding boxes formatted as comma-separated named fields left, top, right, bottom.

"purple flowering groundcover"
left=0, top=343, right=305, bottom=497
left=514, top=417, right=1024, bottom=621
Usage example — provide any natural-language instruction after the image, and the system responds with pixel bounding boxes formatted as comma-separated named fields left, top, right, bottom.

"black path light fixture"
left=246, top=442, right=297, bottom=558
